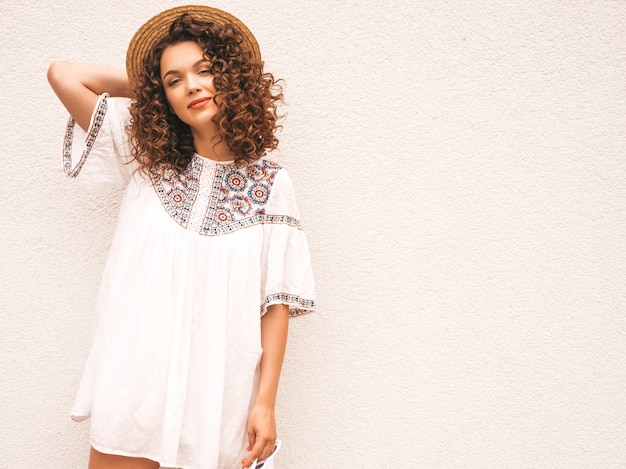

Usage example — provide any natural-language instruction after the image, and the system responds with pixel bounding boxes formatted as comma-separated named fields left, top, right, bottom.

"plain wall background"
left=1, top=0, right=625, bottom=467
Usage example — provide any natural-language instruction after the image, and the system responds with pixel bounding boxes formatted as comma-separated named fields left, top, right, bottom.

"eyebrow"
left=162, top=58, right=212, bottom=80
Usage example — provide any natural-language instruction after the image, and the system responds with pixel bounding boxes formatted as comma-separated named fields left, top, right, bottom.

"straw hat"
left=126, top=5, right=261, bottom=87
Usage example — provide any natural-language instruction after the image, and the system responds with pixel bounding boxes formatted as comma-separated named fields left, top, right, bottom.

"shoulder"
left=226, top=158, right=290, bottom=192
left=249, top=159, right=299, bottom=217
left=239, top=158, right=284, bottom=180
left=106, top=96, right=133, bottom=122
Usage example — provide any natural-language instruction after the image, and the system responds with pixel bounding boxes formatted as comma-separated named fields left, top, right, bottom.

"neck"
left=191, top=126, right=235, bottom=162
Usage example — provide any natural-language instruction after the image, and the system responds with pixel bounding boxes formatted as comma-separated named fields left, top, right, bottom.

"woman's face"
left=160, top=41, right=219, bottom=132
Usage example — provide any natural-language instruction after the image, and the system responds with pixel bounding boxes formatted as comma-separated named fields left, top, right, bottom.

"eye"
left=198, top=69, right=212, bottom=75
left=167, top=77, right=182, bottom=87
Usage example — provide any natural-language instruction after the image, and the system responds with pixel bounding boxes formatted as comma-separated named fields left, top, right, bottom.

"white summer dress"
left=63, top=93, right=315, bottom=469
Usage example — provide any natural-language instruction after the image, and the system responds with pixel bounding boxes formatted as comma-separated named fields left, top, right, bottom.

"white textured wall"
left=1, top=0, right=625, bottom=467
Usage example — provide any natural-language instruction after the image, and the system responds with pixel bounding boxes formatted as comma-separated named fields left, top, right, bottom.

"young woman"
left=47, top=6, right=315, bottom=469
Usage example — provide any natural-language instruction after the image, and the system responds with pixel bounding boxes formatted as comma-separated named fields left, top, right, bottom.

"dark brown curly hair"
left=129, top=14, right=283, bottom=174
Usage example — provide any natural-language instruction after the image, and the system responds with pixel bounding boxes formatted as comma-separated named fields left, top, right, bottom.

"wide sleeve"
left=62, top=93, right=136, bottom=188
left=260, top=168, right=316, bottom=317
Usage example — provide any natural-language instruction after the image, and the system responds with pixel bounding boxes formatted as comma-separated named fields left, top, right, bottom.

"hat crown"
left=126, top=5, right=260, bottom=88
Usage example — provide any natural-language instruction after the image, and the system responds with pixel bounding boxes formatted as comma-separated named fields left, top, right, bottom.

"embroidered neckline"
left=150, top=158, right=201, bottom=229
left=151, top=158, right=300, bottom=236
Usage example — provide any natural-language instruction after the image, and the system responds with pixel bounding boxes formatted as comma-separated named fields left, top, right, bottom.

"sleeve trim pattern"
left=261, top=292, right=316, bottom=318
left=62, top=93, right=109, bottom=178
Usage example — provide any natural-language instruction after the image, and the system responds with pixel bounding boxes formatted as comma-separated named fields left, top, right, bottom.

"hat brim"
left=126, top=5, right=261, bottom=88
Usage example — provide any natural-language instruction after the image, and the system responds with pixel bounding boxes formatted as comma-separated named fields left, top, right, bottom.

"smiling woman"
left=129, top=14, right=283, bottom=176
left=47, top=6, right=315, bottom=469
left=159, top=42, right=223, bottom=157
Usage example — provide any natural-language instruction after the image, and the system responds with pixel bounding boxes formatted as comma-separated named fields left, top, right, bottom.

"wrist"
left=253, top=395, right=277, bottom=410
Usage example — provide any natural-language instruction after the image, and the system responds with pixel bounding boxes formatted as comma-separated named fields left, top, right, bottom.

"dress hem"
left=90, top=441, right=163, bottom=467
left=90, top=440, right=245, bottom=469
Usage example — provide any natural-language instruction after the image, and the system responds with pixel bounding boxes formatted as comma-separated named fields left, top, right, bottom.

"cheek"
left=164, top=89, right=184, bottom=114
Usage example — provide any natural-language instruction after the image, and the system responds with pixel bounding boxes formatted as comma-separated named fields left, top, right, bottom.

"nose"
left=186, top=75, right=201, bottom=94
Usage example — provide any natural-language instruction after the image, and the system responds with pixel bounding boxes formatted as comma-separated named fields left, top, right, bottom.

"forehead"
left=160, top=41, right=208, bottom=72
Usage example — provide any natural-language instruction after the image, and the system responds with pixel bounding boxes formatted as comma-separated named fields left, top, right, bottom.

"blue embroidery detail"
left=261, top=293, right=316, bottom=317
left=151, top=158, right=299, bottom=235
left=151, top=158, right=201, bottom=228
left=63, top=93, right=109, bottom=177
left=200, top=160, right=299, bottom=236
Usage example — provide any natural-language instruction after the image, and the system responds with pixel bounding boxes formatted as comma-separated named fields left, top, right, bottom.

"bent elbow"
left=47, top=61, right=68, bottom=87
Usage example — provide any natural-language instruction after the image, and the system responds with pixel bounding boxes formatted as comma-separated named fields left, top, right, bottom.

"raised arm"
left=47, top=62, right=131, bottom=131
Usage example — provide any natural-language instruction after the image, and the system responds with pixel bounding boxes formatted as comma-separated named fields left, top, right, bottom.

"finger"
left=246, top=425, right=256, bottom=452
left=241, top=451, right=255, bottom=469
left=244, top=437, right=268, bottom=468
left=257, top=438, right=276, bottom=462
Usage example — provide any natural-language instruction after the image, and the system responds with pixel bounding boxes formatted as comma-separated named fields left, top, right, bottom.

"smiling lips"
left=188, top=97, right=212, bottom=109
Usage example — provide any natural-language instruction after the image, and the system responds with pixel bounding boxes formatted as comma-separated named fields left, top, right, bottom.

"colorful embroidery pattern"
left=151, top=159, right=202, bottom=229
left=200, top=160, right=300, bottom=236
left=151, top=157, right=300, bottom=236
left=63, top=93, right=109, bottom=177
left=262, top=292, right=317, bottom=317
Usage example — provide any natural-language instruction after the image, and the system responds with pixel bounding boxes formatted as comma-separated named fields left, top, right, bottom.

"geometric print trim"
left=151, top=157, right=300, bottom=236
left=261, top=292, right=316, bottom=317
left=201, top=160, right=287, bottom=235
left=203, top=213, right=301, bottom=236
left=151, top=158, right=201, bottom=229
left=63, top=93, right=109, bottom=178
